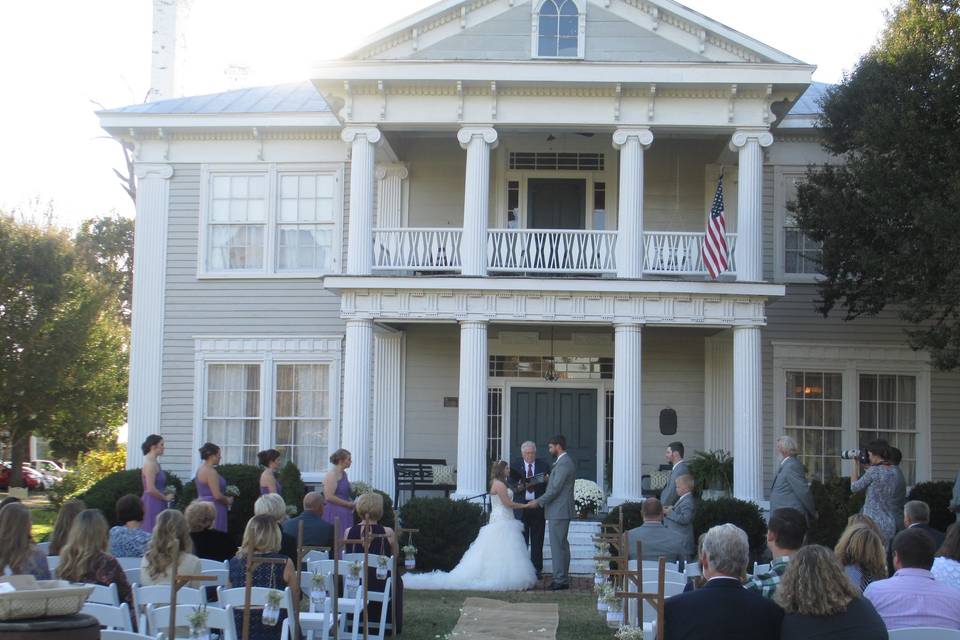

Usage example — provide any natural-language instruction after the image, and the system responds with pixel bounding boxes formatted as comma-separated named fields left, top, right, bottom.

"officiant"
left=510, top=441, right=549, bottom=579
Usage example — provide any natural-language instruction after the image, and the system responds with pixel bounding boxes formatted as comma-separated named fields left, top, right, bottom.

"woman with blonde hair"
left=57, top=509, right=132, bottom=607
left=835, top=523, right=888, bottom=592
left=186, top=501, right=236, bottom=562
left=847, top=514, right=884, bottom=539
left=140, top=509, right=201, bottom=586
left=254, top=493, right=297, bottom=560
left=322, top=449, right=355, bottom=531
left=776, top=545, right=886, bottom=640
left=228, top=515, right=293, bottom=640
left=47, top=498, right=85, bottom=556
left=344, top=492, right=403, bottom=634
left=0, top=503, right=50, bottom=578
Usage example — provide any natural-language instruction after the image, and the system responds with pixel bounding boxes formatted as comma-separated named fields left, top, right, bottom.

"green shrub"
left=693, top=497, right=767, bottom=560
left=49, top=447, right=127, bottom=508
left=278, top=461, right=306, bottom=516
left=398, top=497, right=483, bottom=571
left=77, top=468, right=184, bottom=523
left=808, top=477, right=854, bottom=547
left=603, top=502, right=645, bottom=534
left=179, top=464, right=260, bottom=543
left=349, top=482, right=397, bottom=529
left=908, top=481, right=954, bottom=532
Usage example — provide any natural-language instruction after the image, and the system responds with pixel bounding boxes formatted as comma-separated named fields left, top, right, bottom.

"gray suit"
left=626, top=522, right=686, bottom=562
left=769, top=456, right=816, bottom=520
left=660, top=460, right=690, bottom=507
left=537, top=452, right=576, bottom=585
left=664, top=492, right=696, bottom=558
left=952, top=469, right=960, bottom=522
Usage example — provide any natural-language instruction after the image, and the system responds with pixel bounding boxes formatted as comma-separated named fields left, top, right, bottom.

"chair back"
left=47, top=556, right=60, bottom=572
left=81, top=601, right=133, bottom=632
left=100, top=631, right=157, bottom=640
left=201, top=568, right=229, bottom=587
left=217, top=586, right=289, bottom=610
left=304, top=549, right=329, bottom=563
left=85, top=582, right=121, bottom=605
left=751, top=562, right=771, bottom=576
left=124, top=568, right=141, bottom=585
left=637, top=560, right=680, bottom=574
left=888, top=630, right=960, bottom=640
left=364, top=576, right=393, bottom=640
left=133, top=584, right=205, bottom=634
left=115, top=557, right=142, bottom=570
left=149, top=604, right=237, bottom=640
left=199, top=558, right=224, bottom=572
left=307, top=559, right=337, bottom=577
left=36, top=541, right=50, bottom=554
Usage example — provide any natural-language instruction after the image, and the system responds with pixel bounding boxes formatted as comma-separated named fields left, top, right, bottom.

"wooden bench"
left=393, top=458, right=456, bottom=506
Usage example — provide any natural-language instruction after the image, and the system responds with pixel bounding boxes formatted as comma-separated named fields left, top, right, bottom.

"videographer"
left=850, top=440, right=900, bottom=545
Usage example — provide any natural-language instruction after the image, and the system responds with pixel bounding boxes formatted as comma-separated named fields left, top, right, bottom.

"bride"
left=403, top=460, right=538, bottom=591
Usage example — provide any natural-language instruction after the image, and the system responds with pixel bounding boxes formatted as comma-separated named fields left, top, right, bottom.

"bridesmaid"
left=140, top=435, right=169, bottom=533
left=322, top=449, right=355, bottom=533
left=195, top=442, right=232, bottom=533
left=258, top=449, right=283, bottom=495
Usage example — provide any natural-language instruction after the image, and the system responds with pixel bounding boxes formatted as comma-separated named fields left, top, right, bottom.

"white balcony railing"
left=487, top=229, right=618, bottom=274
left=372, top=228, right=462, bottom=272
left=642, top=231, right=738, bottom=275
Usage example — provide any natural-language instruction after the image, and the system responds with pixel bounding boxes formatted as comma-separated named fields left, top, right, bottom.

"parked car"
left=30, top=460, right=69, bottom=476
left=0, top=464, right=42, bottom=490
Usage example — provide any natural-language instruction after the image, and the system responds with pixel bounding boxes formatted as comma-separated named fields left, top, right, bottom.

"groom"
left=529, top=434, right=576, bottom=591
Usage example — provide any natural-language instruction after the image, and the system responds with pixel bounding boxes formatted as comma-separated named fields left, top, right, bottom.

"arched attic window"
left=534, top=0, right=584, bottom=58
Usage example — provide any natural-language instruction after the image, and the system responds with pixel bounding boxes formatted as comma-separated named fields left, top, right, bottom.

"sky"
left=0, top=0, right=895, bottom=229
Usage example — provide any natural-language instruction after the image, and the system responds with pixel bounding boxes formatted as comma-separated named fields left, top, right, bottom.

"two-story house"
left=98, top=0, right=960, bottom=507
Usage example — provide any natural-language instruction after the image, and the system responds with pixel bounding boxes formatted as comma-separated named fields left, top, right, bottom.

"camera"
left=841, top=449, right=871, bottom=465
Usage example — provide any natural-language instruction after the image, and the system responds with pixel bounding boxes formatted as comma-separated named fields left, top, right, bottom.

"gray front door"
left=510, top=387, right=597, bottom=480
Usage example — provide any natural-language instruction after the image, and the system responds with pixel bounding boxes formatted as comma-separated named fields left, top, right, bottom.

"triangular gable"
left=343, top=0, right=806, bottom=65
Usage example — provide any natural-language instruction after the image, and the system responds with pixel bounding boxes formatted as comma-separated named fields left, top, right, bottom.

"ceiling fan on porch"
left=543, top=327, right=560, bottom=382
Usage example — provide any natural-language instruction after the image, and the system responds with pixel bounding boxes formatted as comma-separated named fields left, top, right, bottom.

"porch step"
left=540, top=520, right=601, bottom=577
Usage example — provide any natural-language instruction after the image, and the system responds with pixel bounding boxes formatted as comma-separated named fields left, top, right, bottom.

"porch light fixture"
left=543, top=327, right=560, bottom=382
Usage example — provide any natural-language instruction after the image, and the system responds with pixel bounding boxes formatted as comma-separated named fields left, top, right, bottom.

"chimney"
left=147, top=0, right=191, bottom=102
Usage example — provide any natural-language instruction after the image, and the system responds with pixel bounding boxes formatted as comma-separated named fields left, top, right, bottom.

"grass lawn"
left=404, top=588, right=614, bottom=640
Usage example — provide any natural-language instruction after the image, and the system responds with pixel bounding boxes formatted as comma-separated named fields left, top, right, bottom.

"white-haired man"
left=769, top=435, right=816, bottom=522
left=510, top=440, right=549, bottom=578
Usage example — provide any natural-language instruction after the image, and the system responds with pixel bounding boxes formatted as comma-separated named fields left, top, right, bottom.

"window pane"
left=878, top=402, right=896, bottom=429
left=859, top=402, right=876, bottom=429
left=786, top=371, right=804, bottom=399
left=558, top=36, right=578, bottom=56
left=204, top=364, right=260, bottom=465
left=559, top=15, right=578, bottom=36
left=860, top=374, right=877, bottom=401
left=804, top=399, right=823, bottom=427
left=899, top=403, right=917, bottom=430
left=786, top=399, right=802, bottom=426
left=785, top=229, right=799, bottom=251
left=824, top=373, right=842, bottom=400
left=803, top=429, right=822, bottom=455
left=824, top=430, right=841, bottom=456
left=878, top=375, right=897, bottom=401
left=898, top=376, right=917, bottom=402
left=804, top=372, right=824, bottom=398
left=539, top=14, right=558, bottom=36
left=538, top=34, right=557, bottom=56
left=823, top=400, right=842, bottom=428
left=784, top=251, right=798, bottom=273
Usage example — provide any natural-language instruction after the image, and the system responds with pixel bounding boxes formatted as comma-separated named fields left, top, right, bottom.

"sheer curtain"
left=205, top=364, right=260, bottom=465
left=275, top=364, right=329, bottom=474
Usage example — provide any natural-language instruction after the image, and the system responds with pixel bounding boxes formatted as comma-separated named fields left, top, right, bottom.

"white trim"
left=771, top=341, right=932, bottom=484
left=98, top=112, right=341, bottom=132
left=192, top=335, right=343, bottom=482
left=531, top=0, right=587, bottom=60
left=773, top=165, right=822, bottom=283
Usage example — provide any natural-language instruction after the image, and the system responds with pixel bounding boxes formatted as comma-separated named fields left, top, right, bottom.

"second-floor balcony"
left=371, top=227, right=737, bottom=277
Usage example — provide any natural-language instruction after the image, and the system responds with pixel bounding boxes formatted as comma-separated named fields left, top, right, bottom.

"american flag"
left=702, top=171, right=728, bottom=279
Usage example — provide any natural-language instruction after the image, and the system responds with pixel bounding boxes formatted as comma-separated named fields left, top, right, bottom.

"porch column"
left=127, top=164, right=173, bottom=469
left=733, top=325, right=763, bottom=502
left=455, top=320, right=488, bottom=499
left=342, top=126, right=382, bottom=275
left=730, top=129, right=773, bottom=282
left=457, top=127, right=498, bottom=277
left=342, top=318, right=375, bottom=483
left=613, top=127, right=654, bottom=279
left=611, top=323, right=643, bottom=505
left=371, top=329, right=404, bottom=492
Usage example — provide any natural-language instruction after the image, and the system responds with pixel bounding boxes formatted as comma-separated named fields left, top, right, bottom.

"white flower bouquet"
left=225, top=485, right=241, bottom=498
left=285, top=504, right=298, bottom=517
left=615, top=625, right=644, bottom=640
left=187, top=604, right=209, bottom=640
left=574, top=479, right=604, bottom=516
left=376, top=554, right=389, bottom=579
left=163, top=485, right=177, bottom=503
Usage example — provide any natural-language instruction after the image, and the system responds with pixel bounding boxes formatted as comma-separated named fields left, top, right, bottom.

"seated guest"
left=0, top=497, right=20, bottom=509
left=109, top=494, right=151, bottom=558
left=746, top=507, right=807, bottom=598
left=626, top=498, right=686, bottom=562
left=932, top=523, right=960, bottom=592
left=345, top=492, right=403, bottom=635
left=835, top=523, right=888, bottom=592
left=255, top=493, right=297, bottom=561
left=57, top=509, right=133, bottom=607
left=664, top=474, right=696, bottom=559
left=865, top=527, right=960, bottom=630
left=228, top=515, right=293, bottom=640
left=140, top=509, right=202, bottom=587
left=47, top=498, right=85, bottom=556
left=0, top=503, right=50, bottom=579
left=282, top=491, right=334, bottom=549
left=904, top=500, right=946, bottom=550
left=848, top=514, right=885, bottom=540
left=664, top=524, right=784, bottom=640
left=186, top=500, right=236, bottom=562
left=776, top=544, right=888, bottom=640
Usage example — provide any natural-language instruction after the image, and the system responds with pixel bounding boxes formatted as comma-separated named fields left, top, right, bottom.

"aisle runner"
left=450, top=597, right=558, bottom=639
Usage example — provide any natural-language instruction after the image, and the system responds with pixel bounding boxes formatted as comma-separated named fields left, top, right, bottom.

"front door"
left=527, top=178, right=586, bottom=229
left=510, top=387, right=597, bottom=480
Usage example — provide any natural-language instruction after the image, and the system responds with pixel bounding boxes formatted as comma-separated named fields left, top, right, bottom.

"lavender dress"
left=141, top=467, right=166, bottom=533
left=322, top=472, right=354, bottom=532
left=260, top=475, right=282, bottom=495
left=196, top=471, right=229, bottom=532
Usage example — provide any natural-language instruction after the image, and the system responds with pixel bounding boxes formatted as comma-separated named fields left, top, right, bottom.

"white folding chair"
left=133, top=584, right=205, bottom=634
left=199, top=558, right=224, bottom=573
left=85, top=582, right=121, bottom=605
left=636, top=580, right=685, bottom=629
left=751, top=562, right=771, bottom=575
left=148, top=604, right=237, bottom=640
left=36, top=541, right=50, bottom=554
left=116, top=557, right=142, bottom=570
left=124, top=568, right=141, bottom=585
left=47, top=555, right=60, bottom=573
left=100, top=631, right=157, bottom=640
left=888, top=629, right=960, bottom=639
left=683, top=562, right=701, bottom=578
left=304, top=549, right=329, bottom=563
left=202, top=568, right=229, bottom=588
left=307, top=560, right=337, bottom=577
left=218, top=587, right=294, bottom=640
left=362, top=576, right=393, bottom=640
left=81, top=602, right=134, bottom=632
left=640, top=559, right=679, bottom=574
left=285, top=576, right=342, bottom=640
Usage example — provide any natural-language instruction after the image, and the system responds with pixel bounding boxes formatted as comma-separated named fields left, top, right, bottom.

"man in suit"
left=664, top=474, right=696, bottom=559
left=529, top=434, right=576, bottom=591
left=770, top=435, right=816, bottom=522
left=510, top=440, right=549, bottom=578
left=904, top=500, right=946, bottom=553
left=626, top=498, right=686, bottom=562
left=282, top=491, right=334, bottom=548
left=664, top=524, right=784, bottom=640
left=660, top=441, right=689, bottom=507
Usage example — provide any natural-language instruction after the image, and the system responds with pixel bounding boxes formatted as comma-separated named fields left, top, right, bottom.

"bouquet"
left=615, top=626, right=644, bottom=640
left=225, top=484, right=240, bottom=510
left=309, top=570, right=325, bottom=606
left=596, top=583, right=614, bottom=612
left=345, top=561, right=362, bottom=597
left=286, top=504, right=298, bottom=517
left=163, top=485, right=177, bottom=502
left=376, top=554, right=389, bottom=579
left=574, top=479, right=604, bottom=516
left=187, top=604, right=209, bottom=640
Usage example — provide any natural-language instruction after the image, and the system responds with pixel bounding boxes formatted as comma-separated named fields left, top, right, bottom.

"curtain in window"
left=275, top=364, right=330, bottom=474
left=205, top=364, right=260, bottom=465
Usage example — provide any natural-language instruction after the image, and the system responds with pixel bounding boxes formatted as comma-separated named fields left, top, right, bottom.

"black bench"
left=393, top=458, right=456, bottom=506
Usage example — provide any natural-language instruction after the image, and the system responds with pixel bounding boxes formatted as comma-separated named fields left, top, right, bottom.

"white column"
left=375, top=164, right=408, bottom=228
left=455, top=320, right=488, bottom=499
left=371, top=330, right=404, bottom=492
left=613, top=128, right=654, bottom=279
left=457, top=127, right=498, bottom=277
left=342, top=318, right=375, bottom=483
left=342, top=127, right=382, bottom=275
left=704, top=334, right=734, bottom=453
left=127, top=163, right=173, bottom=469
left=611, top=323, right=643, bottom=505
left=733, top=325, right=763, bottom=502
left=730, top=129, right=773, bottom=282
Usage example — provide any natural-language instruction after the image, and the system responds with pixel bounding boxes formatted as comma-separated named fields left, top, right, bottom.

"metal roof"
left=788, top=81, right=832, bottom=116
left=106, top=81, right=330, bottom=115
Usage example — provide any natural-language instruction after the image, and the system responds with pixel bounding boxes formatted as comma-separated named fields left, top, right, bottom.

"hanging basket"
left=404, top=556, right=416, bottom=570
left=606, top=609, right=624, bottom=628
left=309, top=587, right=325, bottom=608
left=262, top=605, right=280, bottom=627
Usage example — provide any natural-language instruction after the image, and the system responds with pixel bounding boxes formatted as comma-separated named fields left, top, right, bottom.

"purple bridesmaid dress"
left=141, top=467, right=166, bottom=533
left=197, top=472, right=229, bottom=532
left=321, top=472, right=354, bottom=532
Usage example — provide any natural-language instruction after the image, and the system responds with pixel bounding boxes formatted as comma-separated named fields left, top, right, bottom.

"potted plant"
left=402, top=543, right=417, bottom=570
left=688, top=450, right=734, bottom=500
left=376, top=555, right=389, bottom=580
left=187, top=604, right=209, bottom=640
left=309, top=570, right=326, bottom=609
left=262, top=590, right=283, bottom=626
left=596, top=583, right=613, bottom=612
left=574, top=479, right=604, bottom=518
left=594, top=560, right=607, bottom=585
left=614, top=625, right=644, bottom=640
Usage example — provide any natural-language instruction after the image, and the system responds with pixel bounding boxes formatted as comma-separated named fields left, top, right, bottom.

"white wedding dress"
left=403, top=490, right=537, bottom=591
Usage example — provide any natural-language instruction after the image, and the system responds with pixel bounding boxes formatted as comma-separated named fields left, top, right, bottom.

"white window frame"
left=772, top=341, right=931, bottom=484
left=531, top=0, right=586, bottom=60
left=773, top=165, right=823, bottom=283
left=198, top=163, right=344, bottom=279
left=193, top=335, right=342, bottom=483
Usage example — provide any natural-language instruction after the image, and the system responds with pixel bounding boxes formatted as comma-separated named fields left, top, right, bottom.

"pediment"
left=344, top=0, right=804, bottom=65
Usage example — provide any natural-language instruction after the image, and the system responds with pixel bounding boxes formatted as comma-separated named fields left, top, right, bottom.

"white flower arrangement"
left=574, top=479, right=604, bottom=516
left=285, top=504, right=298, bottom=517
left=402, top=544, right=417, bottom=557
left=615, top=626, right=644, bottom=640
left=164, top=485, right=177, bottom=502
left=225, top=484, right=241, bottom=498
left=348, top=561, right=362, bottom=578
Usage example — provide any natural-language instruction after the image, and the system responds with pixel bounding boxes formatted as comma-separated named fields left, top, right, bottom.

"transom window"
left=858, top=374, right=917, bottom=483
left=784, top=371, right=843, bottom=482
left=536, top=0, right=580, bottom=58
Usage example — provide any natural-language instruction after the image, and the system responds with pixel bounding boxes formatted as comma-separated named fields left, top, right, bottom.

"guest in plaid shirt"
left=745, top=507, right=808, bottom=598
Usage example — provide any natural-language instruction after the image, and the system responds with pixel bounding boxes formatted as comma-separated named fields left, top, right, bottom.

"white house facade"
left=99, top=0, right=960, bottom=507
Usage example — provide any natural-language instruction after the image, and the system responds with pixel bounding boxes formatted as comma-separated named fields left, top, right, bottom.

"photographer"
left=850, top=440, right=900, bottom=545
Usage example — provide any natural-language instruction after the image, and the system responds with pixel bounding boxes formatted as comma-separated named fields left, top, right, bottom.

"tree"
left=791, top=0, right=960, bottom=368
left=75, top=215, right=134, bottom=325
left=0, top=215, right=128, bottom=486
